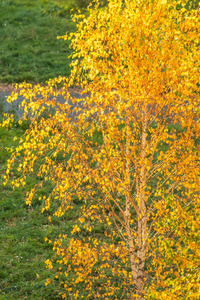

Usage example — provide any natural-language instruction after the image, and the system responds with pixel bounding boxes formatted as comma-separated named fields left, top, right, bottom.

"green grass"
left=0, top=0, right=77, bottom=84
left=0, top=112, right=92, bottom=299
left=0, top=118, right=64, bottom=299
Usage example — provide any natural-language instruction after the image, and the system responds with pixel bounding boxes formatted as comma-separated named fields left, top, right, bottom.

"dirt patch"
left=0, top=83, right=15, bottom=92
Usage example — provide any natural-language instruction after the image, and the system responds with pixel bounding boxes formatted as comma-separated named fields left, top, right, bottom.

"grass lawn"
left=0, top=115, right=72, bottom=299
left=0, top=0, right=77, bottom=84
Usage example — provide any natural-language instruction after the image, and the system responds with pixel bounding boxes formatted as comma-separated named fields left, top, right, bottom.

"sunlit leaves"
left=1, top=0, right=200, bottom=299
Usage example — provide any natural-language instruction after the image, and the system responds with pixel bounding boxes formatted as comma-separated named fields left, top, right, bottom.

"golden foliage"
left=2, top=0, right=200, bottom=299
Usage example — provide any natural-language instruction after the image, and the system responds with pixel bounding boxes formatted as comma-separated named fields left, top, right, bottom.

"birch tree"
left=2, top=0, right=200, bottom=299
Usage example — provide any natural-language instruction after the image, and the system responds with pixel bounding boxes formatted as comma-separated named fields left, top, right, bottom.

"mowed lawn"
left=0, top=0, right=77, bottom=84
left=0, top=121, right=77, bottom=300
left=0, top=1, right=77, bottom=299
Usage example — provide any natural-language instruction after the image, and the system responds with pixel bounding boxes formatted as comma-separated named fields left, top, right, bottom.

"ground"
left=0, top=83, right=15, bottom=92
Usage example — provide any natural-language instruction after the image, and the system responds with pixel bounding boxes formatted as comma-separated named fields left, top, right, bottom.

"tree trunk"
left=136, top=103, right=148, bottom=299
